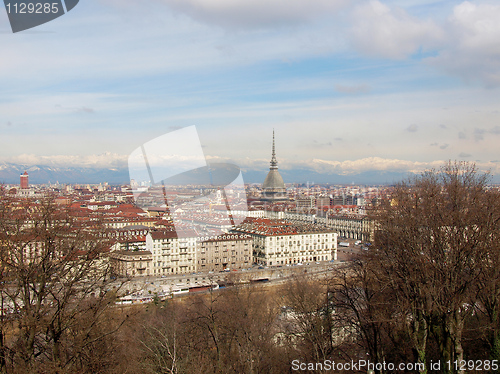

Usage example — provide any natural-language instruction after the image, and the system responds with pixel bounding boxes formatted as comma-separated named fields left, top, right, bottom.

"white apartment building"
left=146, top=230, right=198, bottom=275
left=233, top=218, right=337, bottom=267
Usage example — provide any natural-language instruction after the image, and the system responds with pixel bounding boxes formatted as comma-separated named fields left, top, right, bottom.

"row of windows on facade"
left=267, top=248, right=331, bottom=256
left=266, top=255, right=330, bottom=266
left=153, top=267, right=195, bottom=273
left=199, top=257, right=250, bottom=264
left=151, top=243, right=249, bottom=248
left=269, top=234, right=332, bottom=239
left=266, top=238, right=333, bottom=244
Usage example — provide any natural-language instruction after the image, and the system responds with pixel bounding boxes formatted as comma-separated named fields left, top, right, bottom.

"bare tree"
left=329, top=259, right=408, bottom=368
left=0, top=188, right=123, bottom=373
left=369, top=162, right=500, bottom=372
left=136, top=283, right=289, bottom=374
left=279, top=275, right=336, bottom=365
left=471, top=188, right=500, bottom=360
left=137, top=303, right=180, bottom=374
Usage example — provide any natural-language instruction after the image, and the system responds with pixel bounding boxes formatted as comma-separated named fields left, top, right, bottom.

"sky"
left=1, top=0, right=500, bottom=179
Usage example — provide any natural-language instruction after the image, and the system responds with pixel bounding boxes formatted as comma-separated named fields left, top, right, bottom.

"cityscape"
left=3, top=131, right=385, bottom=286
left=3, top=0, right=500, bottom=372
left=3, top=133, right=500, bottom=372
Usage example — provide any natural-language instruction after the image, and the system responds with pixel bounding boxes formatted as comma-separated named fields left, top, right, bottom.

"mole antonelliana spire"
left=261, top=129, right=287, bottom=202
left=270, top=130, right=278, bottom=170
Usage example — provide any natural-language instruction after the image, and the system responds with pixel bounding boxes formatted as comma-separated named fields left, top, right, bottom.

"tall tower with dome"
left=261, top=130, right=288, bottom=202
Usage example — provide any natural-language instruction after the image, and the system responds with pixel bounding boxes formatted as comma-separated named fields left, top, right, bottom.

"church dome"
left=263, top=169, right=285, bottom=190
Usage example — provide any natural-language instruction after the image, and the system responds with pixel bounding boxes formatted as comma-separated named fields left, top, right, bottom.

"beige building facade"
left=197, top=234, right=253, bottom=272
left=109, top=250, right=152, bottom=277
left=146, top=231, right=198, bottom=275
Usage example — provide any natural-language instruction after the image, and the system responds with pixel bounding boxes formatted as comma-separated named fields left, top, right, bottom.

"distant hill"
left=0, top=163, right=130, bottom=185
left=1, top=163, right=498, bottom=186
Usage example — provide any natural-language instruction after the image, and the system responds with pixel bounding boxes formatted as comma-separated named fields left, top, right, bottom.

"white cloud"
left=350, top=0, right=443, bottom=59
left=2, top=153, right=127, bottom=168
left=427, top=1, right=500, bottom=86
left=450, top=2, right=500, bottom=54
left=309, top=157, right=445, bottom=173
left=158, top=0, right=350, bottom=29
left=294, top=157, right=500, bottom=175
